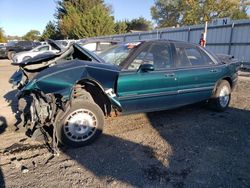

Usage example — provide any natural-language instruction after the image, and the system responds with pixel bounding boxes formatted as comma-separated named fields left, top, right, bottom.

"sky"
left=0, top=0, right=155, bottom=36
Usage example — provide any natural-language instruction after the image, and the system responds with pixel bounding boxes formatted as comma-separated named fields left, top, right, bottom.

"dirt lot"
left=0, top=59, right=250, bottom=188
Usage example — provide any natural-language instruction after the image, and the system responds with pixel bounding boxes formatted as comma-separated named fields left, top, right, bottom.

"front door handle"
left=165, top=73, right=175, bottom=77
left=210, top=69, right=218, bottom=73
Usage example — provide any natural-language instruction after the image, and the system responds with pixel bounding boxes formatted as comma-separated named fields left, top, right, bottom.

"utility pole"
left=204, top=21, right=208, bottom=47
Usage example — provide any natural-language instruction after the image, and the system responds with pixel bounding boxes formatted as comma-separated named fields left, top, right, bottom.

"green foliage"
left=23, top=30, right=41, bottom=41
left=126, top=17, right=153, bottom=31
left=115, top=21, right=128, bottom=34
left=151, top=0, right=181, bottom=28
left=56, top=0, right=105, bottom=19
left=151, top=0, right=249, bottom=28
left=57, top=0, right=115, bottom=39
left=0, top=28, right=7, bottom=43
left=41, top=21, right=59, bottom=40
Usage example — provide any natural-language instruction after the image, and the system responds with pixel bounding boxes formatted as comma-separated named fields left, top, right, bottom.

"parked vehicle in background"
left=56, top=39, right=76, bottom=49
left=11, top=40, right=240, bottom=148
left=13, top=44, right=60, bottom=63
left=0, top=44, right=7, bottom=58
left=6, top=41, right=41, bottom=60
left=78, top=39, right=120, bottom=54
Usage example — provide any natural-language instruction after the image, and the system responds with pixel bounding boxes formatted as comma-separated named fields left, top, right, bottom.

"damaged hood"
left=24, top=59, right=120, bottom=98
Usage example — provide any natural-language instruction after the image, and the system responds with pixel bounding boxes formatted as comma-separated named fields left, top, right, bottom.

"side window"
left=176, top=46, right=212, bottom=67
left=185, top=48, right=204, bottom=66
left=127, top=43, right=172, bottom=71
left=199, top=49, right=215, bottom=65
left=38, top=46, right=49, bottom=51
left=176, top=47, right=192, bottom=67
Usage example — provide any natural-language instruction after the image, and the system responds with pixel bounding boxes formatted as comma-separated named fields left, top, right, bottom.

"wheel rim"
left=64, top=109, right=98, bottom=142
left=219, top=86, right=230, bottom=108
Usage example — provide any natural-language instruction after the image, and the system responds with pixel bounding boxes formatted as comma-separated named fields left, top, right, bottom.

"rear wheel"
left=56, top=100, right=104, bottom=147
left=209, top=80, right=231, bottom=111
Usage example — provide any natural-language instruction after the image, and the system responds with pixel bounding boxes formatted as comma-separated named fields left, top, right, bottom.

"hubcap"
left=219, top=86, right=230, bottom=108
left=64, top=109, right=97, bottom=142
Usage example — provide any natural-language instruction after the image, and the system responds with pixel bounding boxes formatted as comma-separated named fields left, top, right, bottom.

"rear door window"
left=176, top=45, right=213, bottom=67
left=185, top=48, right=204, bottom=66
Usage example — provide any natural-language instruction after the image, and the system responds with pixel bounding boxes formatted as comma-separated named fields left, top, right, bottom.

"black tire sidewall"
left=56, top=100, right=104, bottom=147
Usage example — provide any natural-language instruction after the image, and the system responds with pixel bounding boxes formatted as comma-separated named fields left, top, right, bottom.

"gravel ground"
left=0, top=59, right=250, bottom=188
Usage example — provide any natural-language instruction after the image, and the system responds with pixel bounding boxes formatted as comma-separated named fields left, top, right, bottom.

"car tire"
left=22, top=56, right=31, bottom=61
left=56, top=99, right=104, bottom=147
left=7, top=51, right=15, bottom=60
left=209, top=80, right=231, bottom=112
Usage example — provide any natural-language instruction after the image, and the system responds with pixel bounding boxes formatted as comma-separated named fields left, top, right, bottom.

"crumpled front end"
left=16, top=90, right=61, bottom=138
left=15, top=60, right=121, bottom=147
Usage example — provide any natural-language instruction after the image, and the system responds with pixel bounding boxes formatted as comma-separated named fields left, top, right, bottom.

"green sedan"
left=14, top=40, right=240, bottom=147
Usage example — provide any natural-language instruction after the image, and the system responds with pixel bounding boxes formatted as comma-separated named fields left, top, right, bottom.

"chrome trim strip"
left=178, top=86, right=214, bottom=93
left=119, top=90, right=177, bottom=100
left=118, top=86, right=214, bottom=100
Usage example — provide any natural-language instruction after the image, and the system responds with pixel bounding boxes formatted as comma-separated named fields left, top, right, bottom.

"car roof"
left=135, top=39, right=198, bottom=46
left=78, top=38, right=121, bottom=44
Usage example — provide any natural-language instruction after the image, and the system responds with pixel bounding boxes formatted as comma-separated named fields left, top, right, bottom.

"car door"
left=117, top=41, right=179, bottom=113
left=33, top=45, right=50, bottom=56
left=174, top=43, right=223, bottom=105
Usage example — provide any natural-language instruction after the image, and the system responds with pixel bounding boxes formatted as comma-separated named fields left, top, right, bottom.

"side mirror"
left=139, top=63, right=154, bottom=72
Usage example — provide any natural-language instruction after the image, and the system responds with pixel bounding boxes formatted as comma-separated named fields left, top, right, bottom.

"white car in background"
left=77, top=39, right=120, bottom=54
left=13, top=44, right=59, bottom=63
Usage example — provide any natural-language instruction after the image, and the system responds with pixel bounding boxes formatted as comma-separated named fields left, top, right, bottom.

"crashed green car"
left=13, top=40, right=239, bottom=147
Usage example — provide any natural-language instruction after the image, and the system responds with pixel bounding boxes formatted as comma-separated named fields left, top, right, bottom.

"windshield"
left=7, top=41, right=17, bottom=47
left=98, top=42, right=141, bottom=66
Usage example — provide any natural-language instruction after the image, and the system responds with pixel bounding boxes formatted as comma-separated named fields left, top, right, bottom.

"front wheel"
left=56, top=100, right=104, bottom=147
left=209, top=80, right=231, bottom=112
left=7, top=51, right=15, bottom=60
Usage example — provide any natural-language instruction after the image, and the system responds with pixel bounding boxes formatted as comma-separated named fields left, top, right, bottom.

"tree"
left=23, top=30, right=41, bottom=41
left=57, top=0, right=115, bottom=38
left=151, top=0, right=249, bottom=28
left=41, top=21, right=59, bottom=40
left=115, top=21, right=128, bottom=34
left=0, top=28, right=7, bottom=43
left=126, top=17, right=153, bottom=31
left=151, top=0, right=181, bottom=28
left=56, top=0, right=105, bottom=19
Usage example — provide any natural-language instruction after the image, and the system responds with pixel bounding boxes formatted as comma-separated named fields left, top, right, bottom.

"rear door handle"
left=165, top=73, right=175, bottom=77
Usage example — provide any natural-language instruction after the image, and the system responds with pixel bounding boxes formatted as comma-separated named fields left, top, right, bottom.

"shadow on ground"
left=63, top=105, right=250, bottom=187
left=3, top=89, right=18, bottom=115
left=65, top=134, right=169, bottom=187
left=0, top=116, right=7, bottom=188
left=146, top=105, right=250, bottom=187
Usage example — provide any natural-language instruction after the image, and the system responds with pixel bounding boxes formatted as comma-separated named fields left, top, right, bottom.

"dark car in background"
left=0, top=44, right=7, bottom=58
left=11, top=40, right=240, bottom=148
left=5, top=41, right=41, bottom=59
